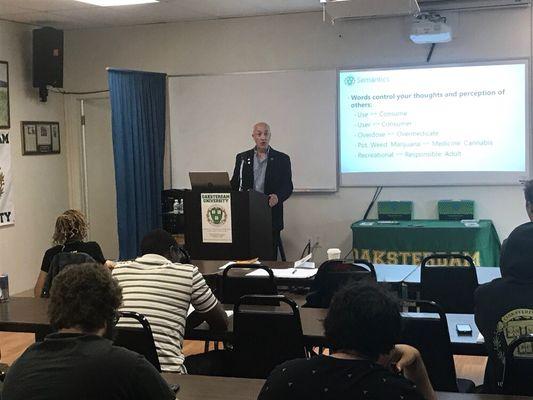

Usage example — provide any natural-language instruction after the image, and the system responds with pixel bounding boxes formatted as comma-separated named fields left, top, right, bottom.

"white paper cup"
left=327, top=248, right=341, bottom=260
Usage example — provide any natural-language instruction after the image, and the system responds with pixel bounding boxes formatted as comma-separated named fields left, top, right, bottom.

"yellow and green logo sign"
left=207, top=206, right=227, bottom=226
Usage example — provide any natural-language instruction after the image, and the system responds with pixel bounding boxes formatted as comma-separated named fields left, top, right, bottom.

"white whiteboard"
left=168, top=70, right=337, bottom=191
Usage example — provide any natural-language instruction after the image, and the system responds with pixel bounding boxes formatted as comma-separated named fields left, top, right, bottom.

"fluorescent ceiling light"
left=75, top=0, right=158, bottom=6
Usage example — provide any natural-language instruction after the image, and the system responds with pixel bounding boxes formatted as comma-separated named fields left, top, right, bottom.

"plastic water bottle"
left=178, top=199, right=184, bottom=215
left=173, top=199, right=179, bottom=213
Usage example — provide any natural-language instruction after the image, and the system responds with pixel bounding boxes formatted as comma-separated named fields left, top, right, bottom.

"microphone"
left=238, top=156, right=245, bottom=191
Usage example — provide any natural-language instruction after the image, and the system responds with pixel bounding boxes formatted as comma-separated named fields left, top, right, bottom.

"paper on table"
left=246, top=268, right=318, bottom=279
left=294, top=253, right=312, bottom=268
left=477, top=332, right=485, bottom=344
left=298, top=261, right=315, bottom=269
left=189, top=305, right=233, bottom=318
left=218, top=260, right=260, bottom=270
left=187, top=304, right=195, bottom=317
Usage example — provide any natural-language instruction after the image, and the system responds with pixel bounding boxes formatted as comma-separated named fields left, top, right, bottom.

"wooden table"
left=163, top=374, right=263, bottom=400
left=0, top=297, right=49, bottom=332
left=163, top=374, right=532, bottom=400
left=404, top=266, right=501, bottom=285
left=193, top=260, right=292, bottom=276
left=185, top=306, right=485, bottom=356
left=0, top=295, right=485, bottom=355
left=0, top=297, right=484, bottom=355
left=193, top=259, right=417, bottom=287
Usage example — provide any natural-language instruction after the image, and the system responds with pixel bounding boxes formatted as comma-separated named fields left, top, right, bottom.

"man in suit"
left=230, top=122, right=293, bottom=260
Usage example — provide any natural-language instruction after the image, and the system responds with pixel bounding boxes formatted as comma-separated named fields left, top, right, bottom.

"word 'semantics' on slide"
left=338, top=61, right=528, bottom=186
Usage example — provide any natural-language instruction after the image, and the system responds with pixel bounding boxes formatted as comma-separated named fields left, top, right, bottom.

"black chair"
left=113, top=311, right=161, bottom=372
left=231, top=294, right=307, bottom=378
left=304, top=259, right=377, bottom=308
left=420, top=254, right=478, bottom=314
left=400, top=300, right=475, bottom=393
left=221, top=264, right=278, bottom=305
left=41, top=251, right=96, bottom=297
left=500, top=333, right=533, bottom=396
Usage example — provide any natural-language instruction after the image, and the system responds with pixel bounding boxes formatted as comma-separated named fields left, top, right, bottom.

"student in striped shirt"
left=112, top=229, right=228, bottom=373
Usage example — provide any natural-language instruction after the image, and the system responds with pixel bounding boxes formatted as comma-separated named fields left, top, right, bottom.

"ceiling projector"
left=410, top=14, right=452, bottom=44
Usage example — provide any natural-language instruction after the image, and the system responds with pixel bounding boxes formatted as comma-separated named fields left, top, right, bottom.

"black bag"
left=41, top=250, right=96, bottom=297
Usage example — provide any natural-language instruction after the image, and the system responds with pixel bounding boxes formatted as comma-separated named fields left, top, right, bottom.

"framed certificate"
left=22, top=121, right=60, bottom=155
left=0, top=61, right=9, bottom=129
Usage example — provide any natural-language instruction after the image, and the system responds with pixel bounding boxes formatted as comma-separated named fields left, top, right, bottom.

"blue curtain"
left=108, top=69, right=166, bottom=260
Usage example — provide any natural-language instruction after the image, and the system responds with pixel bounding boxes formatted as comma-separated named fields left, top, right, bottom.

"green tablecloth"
left=351, top=219, right=501, bottom=267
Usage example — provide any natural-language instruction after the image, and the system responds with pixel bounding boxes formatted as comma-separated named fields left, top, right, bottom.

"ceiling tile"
left=0, top=11, right=86, bottom=29
left=116, top=2, right=213, bottom=25
left=0, top=2, right=37, bottom=14
left=174, top=0, right=283, bottom=18
left=0, top=0, right=326, bottom=29
left=254, top=0, right=322, bottom=14
left=0, top=0, right=95, bottom=12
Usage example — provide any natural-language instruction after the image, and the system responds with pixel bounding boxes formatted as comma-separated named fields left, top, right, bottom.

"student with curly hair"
left=33, top=210, right=110, bottom=297
left=258, top=281, right=436, bottom=400
left=3, top=263, right=174, bottom=400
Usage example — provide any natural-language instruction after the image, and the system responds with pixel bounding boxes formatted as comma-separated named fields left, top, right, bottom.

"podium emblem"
left=201, top=193, right=232, bottom=243
left=207, top=206, right=227, bottom=226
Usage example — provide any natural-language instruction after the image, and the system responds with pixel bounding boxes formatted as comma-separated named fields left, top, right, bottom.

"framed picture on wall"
left=36, top=123, right=52, bottom=153
left=21, top=121, right=60, bottom=155
left=51, top=123, right=60, bottom=152
left=0, top=61, right=9, bottom=129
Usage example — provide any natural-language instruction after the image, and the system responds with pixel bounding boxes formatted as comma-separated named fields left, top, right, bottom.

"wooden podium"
left=184, top=190, right=273, bottom=260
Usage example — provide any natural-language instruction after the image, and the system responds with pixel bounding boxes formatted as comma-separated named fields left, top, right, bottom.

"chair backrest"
left=41, top=251, right=96, bottom=298
left=501, top=334, right=533, bottom=396
left=221, top=264, right=278, bottom=305
left=420, top=254, right=478, bottom=314
left=400, top=300, right=459, bottom=392
left=113, top=311, right=161, bottom=372
left=305, top=259, right=377, bottom=308
left=232, top=295, right=306, bottom=379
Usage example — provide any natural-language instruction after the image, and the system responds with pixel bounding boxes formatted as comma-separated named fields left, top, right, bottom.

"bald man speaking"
left=230, top=122, right=293, bottom=260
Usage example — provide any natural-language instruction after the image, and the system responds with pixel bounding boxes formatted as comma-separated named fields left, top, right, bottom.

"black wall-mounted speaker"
left=33, top=27, right=63, bottom=90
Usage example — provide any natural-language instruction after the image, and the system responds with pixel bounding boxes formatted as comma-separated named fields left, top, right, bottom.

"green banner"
left=351, top=219, right=501, bottom=267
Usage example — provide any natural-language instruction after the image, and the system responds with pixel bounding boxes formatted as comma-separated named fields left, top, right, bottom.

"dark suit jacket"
left=230, top=147, right=293, bottom=231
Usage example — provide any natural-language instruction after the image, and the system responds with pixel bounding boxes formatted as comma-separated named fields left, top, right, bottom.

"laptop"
left=189, top=172, right=231, bottom=191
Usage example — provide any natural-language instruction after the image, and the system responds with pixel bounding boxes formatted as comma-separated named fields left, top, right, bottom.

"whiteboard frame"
left=167, top=69, right=339, bottom=193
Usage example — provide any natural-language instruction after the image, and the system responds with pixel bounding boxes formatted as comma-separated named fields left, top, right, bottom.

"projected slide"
left=338, top=62, right=528, bottom=186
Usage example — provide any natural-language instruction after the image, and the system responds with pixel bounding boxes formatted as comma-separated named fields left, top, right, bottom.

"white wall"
left=0, top=21, right=67, bottom=293
left=64, top=8, right=533, bottom=263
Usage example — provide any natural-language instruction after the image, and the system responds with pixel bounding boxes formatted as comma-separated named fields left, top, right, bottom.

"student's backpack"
left=41, top=250, right=95, bottom=298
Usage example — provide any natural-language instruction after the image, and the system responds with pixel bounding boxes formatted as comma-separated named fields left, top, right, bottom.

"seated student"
left=112, top=228, right=228, bottom=373
left=258, top=281, right=436, bottom=400
left=34, top=209, right=111, bottom=297
left=475, top=222, right=533, bottom=393
left=3, top=263, right=174, bottom=400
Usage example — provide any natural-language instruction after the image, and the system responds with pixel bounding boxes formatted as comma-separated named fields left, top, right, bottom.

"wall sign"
left=21, top=121, right=60, bottom=155
left=200, top=193, right=232, bottom=243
